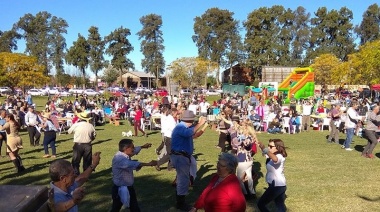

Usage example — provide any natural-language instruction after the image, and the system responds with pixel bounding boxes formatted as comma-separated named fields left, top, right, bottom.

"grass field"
left=1, top=96, right=380, bottom=212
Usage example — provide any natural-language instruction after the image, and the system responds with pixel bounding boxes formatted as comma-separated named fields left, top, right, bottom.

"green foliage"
left=137, top=14, right=165, bottom=87
left=105, top=27, right=134, bottom=87
left=0, top=30, right=21, bottom=52
left=66, top=34, right=90, bottom=89
left=355, top=3, right=380, bottom=45
left=193, top=8, right=241, bottom=86
left=307, top=7, right=355, bottom=62
left=101, top=66, right=119, bottom=86
left=49, top=16, right=68, bottom=85
left=14, top=11, right=68, bottom=75
left=88, top=26, right=106, bottom=90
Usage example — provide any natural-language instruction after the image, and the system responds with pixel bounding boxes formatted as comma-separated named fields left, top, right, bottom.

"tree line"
left=0, top=4, right=379, bottom=89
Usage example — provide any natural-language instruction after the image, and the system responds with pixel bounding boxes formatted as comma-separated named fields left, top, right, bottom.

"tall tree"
left=14, top=11, right=68, bottom=76
left=244, top=6, right=284, bottom=67
left=291, top=6, right=310, bottom=66
left=355, top=3, right=380, bottom=45
left=137, top=14, right=165, bottom=88
left=0, top=30, right=21, bottom=52
left=193, top=8, right=242, bottom=86
left=49, top=16, right=68, bottom=85
left=88, top=26, right=105, bottom=90
left=66, top=34, right=90, bottom=89
left=0, top=52, right=49, bottom=89
left=14, top=12, right=51, bottom=75
left=105, top=27, right=134, bottom=87
left=307, top=7, right=355, bottom=62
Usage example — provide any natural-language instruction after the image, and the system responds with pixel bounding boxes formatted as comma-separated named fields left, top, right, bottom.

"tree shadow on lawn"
left=92, top=138, right=112, bottom=146
left=357, top=194, right=380, bottom=202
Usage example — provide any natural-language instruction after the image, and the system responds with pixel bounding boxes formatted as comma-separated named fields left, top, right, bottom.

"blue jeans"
left=258, top=182, right=287, bottom=212
left=170, top=154, right=190, bottom=195
left=43, top=131, right=56, bottom=155
left=267, top=128, right=280, bottom=134
left=343, top=128, right=354, bottom=148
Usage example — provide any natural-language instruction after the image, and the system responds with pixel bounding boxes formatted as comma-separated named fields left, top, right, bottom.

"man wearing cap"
left=327, top=103, right=342, bottom=143
left=68, top=112, right=96, bottom=175
left=25, top=106, right=41, bottom=147
left=170, top=110, right=207, bottom=211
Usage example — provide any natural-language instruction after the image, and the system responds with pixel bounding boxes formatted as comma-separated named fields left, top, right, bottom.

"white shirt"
left=302, top=104, right=313, bottom=116
left=162, top=114, right=176, bottom=138
left=188, top=104, right=198, bottom=115
left=266, top=154, right=286, bottom=186
left=345, top=107, right=361, bottom=128
left=199, top=102, right=210, bottom=113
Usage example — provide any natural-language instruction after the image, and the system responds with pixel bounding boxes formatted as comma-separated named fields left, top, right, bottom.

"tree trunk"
left=82, top=68, right=86, bottom=89
left=229, top=65, right=233, bottom=84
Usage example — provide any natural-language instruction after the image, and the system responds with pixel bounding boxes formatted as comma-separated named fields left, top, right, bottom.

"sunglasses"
left=268, top=144, right=276, bottom=149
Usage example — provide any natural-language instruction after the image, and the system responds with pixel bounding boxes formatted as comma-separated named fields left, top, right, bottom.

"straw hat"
left=77, top=112, right=92, bottom=120
left=41, top=113, right=51, bottom=119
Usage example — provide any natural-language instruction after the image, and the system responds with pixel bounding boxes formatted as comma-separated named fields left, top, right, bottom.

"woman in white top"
left=257, top=139, right=287, bottom=212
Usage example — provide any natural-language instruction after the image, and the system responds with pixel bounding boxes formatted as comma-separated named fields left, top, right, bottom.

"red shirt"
left=194, top=174, right=246, bottom=212
left=134, top=109, right=143, bottom=121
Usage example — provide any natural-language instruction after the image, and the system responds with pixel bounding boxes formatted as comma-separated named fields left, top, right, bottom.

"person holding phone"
left=257, top=139, right=288, bottom=212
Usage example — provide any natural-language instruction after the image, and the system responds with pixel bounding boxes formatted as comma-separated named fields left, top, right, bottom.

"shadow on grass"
left=92, top=138, right=112, bottom=146
left=354, top=144, right=365, bottom=153
left=357, top=194, right=380, bottom=201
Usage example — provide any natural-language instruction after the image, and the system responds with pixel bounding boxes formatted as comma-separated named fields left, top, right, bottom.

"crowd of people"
left=1, top=86, right=379, bottom=211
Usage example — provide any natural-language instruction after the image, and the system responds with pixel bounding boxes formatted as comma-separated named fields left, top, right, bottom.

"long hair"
left=270, top=139, right=287, bottom=157
left=6, top=113, right=20, bottom=129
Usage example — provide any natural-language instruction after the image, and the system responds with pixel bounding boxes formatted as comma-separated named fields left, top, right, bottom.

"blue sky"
left=0, top=0, right=377, bottom=76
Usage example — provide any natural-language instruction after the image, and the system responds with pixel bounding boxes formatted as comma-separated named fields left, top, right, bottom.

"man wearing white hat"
left=68, top=112, right=96, bottom=175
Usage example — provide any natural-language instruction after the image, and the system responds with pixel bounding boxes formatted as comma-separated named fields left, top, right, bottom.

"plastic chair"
left=320, top=118, right=331, bottom=131
left=282, top=117, right=291, bottom=134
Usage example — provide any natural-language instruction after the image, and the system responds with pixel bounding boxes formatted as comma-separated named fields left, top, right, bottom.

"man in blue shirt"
left=49, top=152, right=101, bottom=212
left=111, top=139, right=156, bottom=212
left=170, top=110, right=207, bottom=211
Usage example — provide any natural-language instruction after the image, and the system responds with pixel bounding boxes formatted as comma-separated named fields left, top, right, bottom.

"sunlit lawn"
left=1, top=96, right=380, bottom=211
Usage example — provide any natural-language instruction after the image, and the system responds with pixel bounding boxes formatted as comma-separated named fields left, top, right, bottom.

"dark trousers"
left=111, top=184, right=140, bottom=212
left=72, top=143, right=92, bottom=176
left=363, top=130, right=379, bottom=155
left=43, top=131, right=56, bottom=155
left=258, top=183, right=287, bottom=212
left=27, top=126, right=41, bottom=146
left=218, top=132, right=230, bottom=152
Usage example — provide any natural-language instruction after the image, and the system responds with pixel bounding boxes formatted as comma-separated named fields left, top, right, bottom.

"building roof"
left=128, top=71, right=156, bottom=78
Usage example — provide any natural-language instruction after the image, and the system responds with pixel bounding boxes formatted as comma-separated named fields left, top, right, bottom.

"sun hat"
left=181, top=110, right=195, bottom=121
left=41, top=113, right=51, bottom=119
left=77, top=112, right=92, bottom=120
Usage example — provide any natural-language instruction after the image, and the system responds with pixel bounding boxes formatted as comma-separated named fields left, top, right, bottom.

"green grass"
left=1, top=96, right=380, bottom=211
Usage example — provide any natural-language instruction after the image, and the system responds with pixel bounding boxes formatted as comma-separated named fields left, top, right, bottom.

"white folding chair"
left=282, top=117, right=291, bottom=134
left=320, top=118, right=331, bottom=131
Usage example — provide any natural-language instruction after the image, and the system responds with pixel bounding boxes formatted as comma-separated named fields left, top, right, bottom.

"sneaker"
left=341, top=145, right=345, bottom=149
left=345, top=148, right=353, bottom=151
left=51, top=155, right=56, bottom=158
left=42, top=154, right=50, bottom=158
left=155, top=165, right=161, bottom=171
